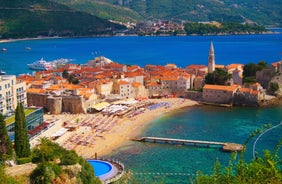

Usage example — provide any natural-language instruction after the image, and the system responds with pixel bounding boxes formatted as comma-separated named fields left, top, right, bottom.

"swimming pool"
left=88, top=160, right=114, bottom=178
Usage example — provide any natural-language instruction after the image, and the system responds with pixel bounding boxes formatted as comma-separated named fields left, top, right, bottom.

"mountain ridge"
left=0, top=0, right=125, bottom=39
left=54, top=0, right=282, bottom=26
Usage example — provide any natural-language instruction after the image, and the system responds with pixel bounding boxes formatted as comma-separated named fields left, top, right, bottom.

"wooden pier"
left=130, top=137, right=243, bottom=152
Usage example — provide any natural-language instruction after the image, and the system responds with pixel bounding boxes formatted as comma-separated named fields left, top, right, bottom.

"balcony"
left=6, top=94, right=13, bottom=99
left=17, top=90, right=26, bottom=95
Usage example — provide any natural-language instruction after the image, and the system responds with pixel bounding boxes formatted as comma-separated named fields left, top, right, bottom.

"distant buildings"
left=7, top=42, right=274, bottom=114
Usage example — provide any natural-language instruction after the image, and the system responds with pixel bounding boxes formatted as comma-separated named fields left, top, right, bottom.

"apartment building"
left=0, top=75, right=27, bottom=115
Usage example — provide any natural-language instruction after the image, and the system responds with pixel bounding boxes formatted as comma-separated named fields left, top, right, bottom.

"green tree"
left=62, top=69, right=69, bottom=79
left=14, top=103, right=30, bottom=159
left=205, top=69, right=232, bottom=85
left=0, top=114, right=13, bottom=160
left=31, top=138, right=100, bottom=184
left=30, top=162, right=62, bottom=184
left=243, top=61, right=268, bottom=83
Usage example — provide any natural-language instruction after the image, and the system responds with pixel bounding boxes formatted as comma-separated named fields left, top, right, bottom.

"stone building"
left=202, top=84, right=239, bottom=105
left=233, top=83, right=265, bottom=107
left=114, top=80, right=134, bottom=99
left=27, top=89, right=97, bottom=114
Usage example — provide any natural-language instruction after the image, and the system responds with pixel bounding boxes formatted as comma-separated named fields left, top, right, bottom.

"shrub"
left=60, top=150, right=78, bottom=165
left=269, top=82, right=279, bottom=94
left=30, top=162, right=62, bottom=184
left=17, top=157, right=32, bottom=165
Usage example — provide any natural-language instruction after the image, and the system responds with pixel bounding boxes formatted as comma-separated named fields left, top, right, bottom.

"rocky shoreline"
left=259, top=95, right=282, bottom=107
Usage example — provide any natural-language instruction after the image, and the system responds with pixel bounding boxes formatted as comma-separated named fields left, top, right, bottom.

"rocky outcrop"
left=259, top=96, right=282, bottom=107
left=256, top=69, right=275, bottom=89
left=233, top=92, right=259, bottom=107
left=267, top=72, right=282, bottom=96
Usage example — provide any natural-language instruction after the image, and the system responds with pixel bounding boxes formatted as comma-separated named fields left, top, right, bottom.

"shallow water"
left=108, top=105, right=282, bottom=183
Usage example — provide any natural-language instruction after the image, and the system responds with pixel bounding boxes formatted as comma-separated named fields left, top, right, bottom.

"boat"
left=27, top=58, right=54, bottom=70
left=27, top=58, right=71, bottom=71
left=0, top=69, right=6, bottom=75
left=25, top=47, right=31, bottom=51
left=1, top=48, right=7, bottom=52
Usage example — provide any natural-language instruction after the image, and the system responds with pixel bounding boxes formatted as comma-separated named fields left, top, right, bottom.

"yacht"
left=27, top=58, right=54, bottom=70
left=27, top=58, right=71, bottom=71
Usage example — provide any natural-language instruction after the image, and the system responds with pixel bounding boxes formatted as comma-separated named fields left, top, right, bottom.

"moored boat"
left=27, top=58, right=71, bottom=71
left=0, top=69, right=6, bottom=75
left=27, top=58, right=54, bottom=70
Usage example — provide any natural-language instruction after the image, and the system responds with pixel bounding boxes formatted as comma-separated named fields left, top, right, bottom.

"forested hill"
left=0, top=0, right=125, bottom=39
left=53, top=0, right=282, bottom=27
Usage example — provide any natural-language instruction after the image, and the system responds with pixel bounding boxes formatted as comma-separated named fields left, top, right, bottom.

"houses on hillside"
left=7, top=42, right=279, bottom=114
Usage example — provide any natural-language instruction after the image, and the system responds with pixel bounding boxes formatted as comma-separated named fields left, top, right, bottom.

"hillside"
left=54, top=0, right=282, bottom=27
left=52, top=0, right=142, bottom=23
left=0, top=0, right=125, bottom=39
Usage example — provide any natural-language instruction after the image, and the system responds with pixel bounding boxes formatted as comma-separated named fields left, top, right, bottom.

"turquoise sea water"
left=1, top=33, right=282, bottom=183
left=108, top=105, right=282, bottom=183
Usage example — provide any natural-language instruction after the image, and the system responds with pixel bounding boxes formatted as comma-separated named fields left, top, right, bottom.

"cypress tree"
left=0, top=113, right=13, bottom=160
left=14, top=103, right=30, bottom=158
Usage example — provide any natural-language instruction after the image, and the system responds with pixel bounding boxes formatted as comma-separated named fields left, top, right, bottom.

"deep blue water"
left=0, top=33, right=282, bottom=76
left=1, top=33, right=282, bottom=183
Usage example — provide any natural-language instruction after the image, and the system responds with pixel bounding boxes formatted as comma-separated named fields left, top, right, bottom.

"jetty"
left=131, top=137, right=244, bottom=152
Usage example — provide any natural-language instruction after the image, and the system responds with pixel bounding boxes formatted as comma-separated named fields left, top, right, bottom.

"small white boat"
left=0, top=69, right=6, bottom=75
left=25, top=47, right=31, bottom=51
left=1, top=48, right=7, bottom=52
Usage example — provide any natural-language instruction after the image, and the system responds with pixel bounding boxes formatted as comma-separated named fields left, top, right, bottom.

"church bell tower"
left=208, top=41, right=215, bottom=73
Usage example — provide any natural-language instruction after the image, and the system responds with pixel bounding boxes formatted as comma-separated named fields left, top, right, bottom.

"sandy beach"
left=34, top=98, right=198, bottom=158
left=0, top=36, right=62, bottom=43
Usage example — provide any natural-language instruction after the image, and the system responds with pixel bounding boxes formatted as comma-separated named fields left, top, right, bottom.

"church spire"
left=209, top=41, right=214, bottom=55
left=208, top=41, right=215, bottom=73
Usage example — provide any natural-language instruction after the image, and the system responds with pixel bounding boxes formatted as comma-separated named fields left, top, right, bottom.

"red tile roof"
left=203, top=84, right=239, bottom=92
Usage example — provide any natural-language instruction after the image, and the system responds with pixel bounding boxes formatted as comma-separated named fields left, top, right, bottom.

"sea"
left=1, top=31, right=282, bottom=183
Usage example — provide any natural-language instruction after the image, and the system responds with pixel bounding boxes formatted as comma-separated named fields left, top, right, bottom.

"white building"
left=0, top=75, right=27, bottom=115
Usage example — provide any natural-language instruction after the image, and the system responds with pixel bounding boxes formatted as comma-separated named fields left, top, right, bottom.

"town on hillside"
left=1, top=42, right=282, bottom=117
left=1, top=42, right=282, bottom=145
